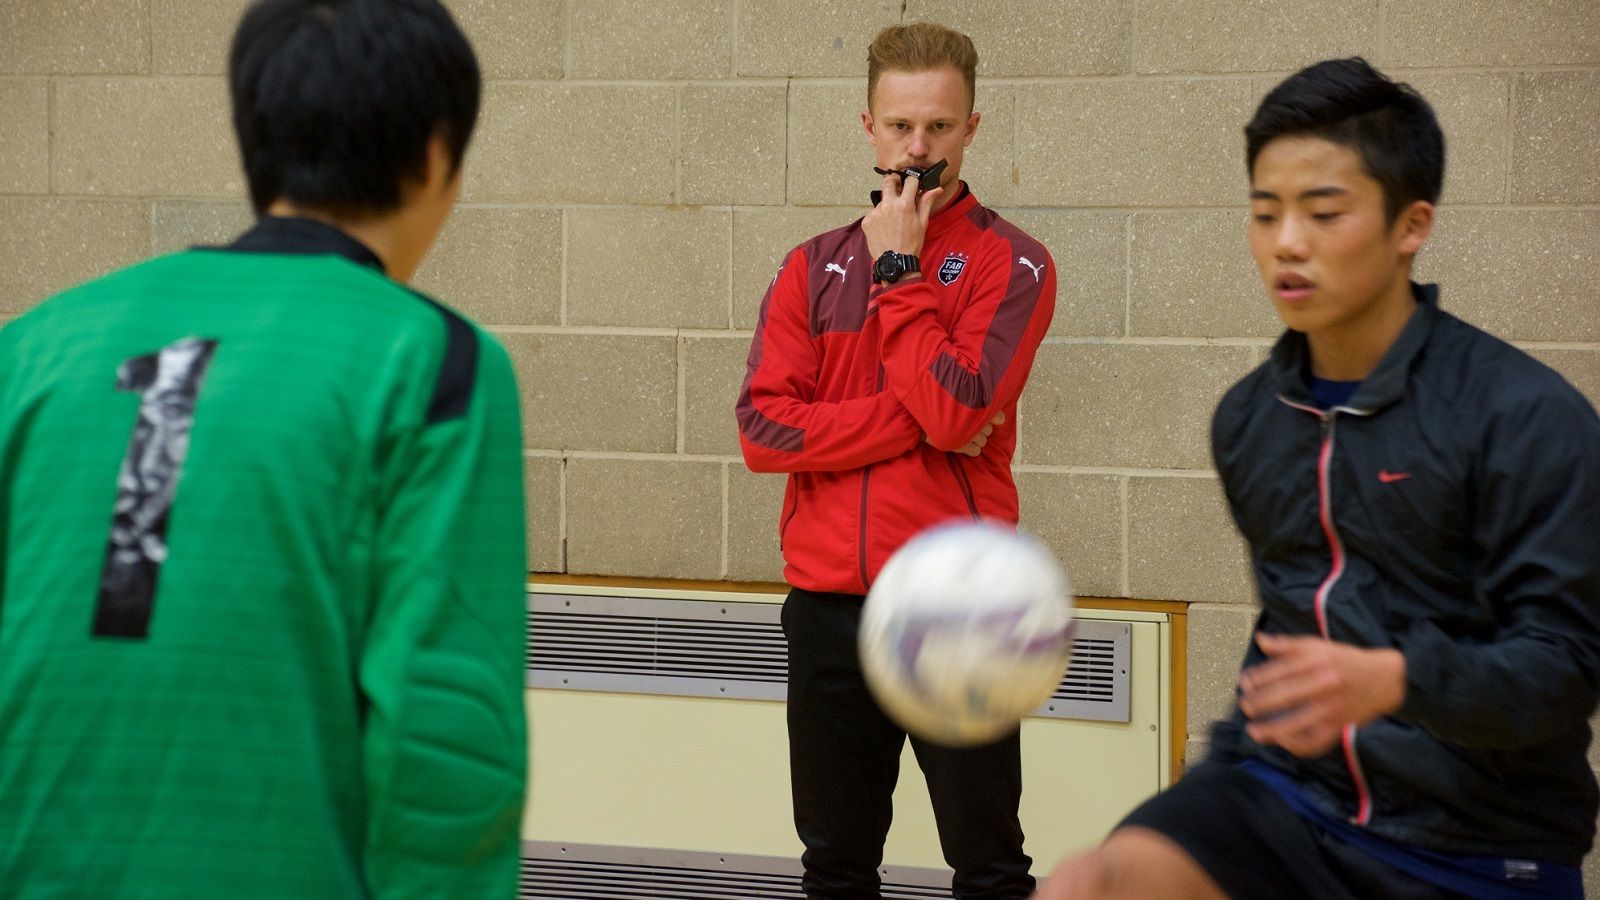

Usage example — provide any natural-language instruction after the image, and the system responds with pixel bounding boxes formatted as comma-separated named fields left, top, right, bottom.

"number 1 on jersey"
left=94, top=337, right=219, bottom=639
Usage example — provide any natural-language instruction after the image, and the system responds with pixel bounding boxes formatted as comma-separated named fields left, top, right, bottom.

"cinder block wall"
left=3, top=0, right=1598, bottom=870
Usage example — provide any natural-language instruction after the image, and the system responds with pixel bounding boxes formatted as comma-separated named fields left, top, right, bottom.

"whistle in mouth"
left=870, top=159, right=949, bottom=206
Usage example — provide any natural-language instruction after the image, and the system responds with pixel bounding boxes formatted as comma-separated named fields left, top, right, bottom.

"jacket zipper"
left=857, top=465, right=873, bottom=592
left=946, top=455, right=980, bottom=520
left=1280, top=397, right=1375, bottom=826
left=1311, top=416, right=1343, bottom=641
left=858, top=365, right=888, bottom=593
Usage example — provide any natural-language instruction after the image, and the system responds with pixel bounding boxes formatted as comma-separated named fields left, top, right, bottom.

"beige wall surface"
left=2, top=0, right=1598, bottom=878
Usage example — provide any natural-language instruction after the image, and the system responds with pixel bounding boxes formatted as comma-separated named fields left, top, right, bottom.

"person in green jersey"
left=0, top=2, right=528, bottom=898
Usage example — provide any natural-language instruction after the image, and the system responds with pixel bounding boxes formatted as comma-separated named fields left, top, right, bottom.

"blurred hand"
left=1239, top=632, right=1406, bottom=758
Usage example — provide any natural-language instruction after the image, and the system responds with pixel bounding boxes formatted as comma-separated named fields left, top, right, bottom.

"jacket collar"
left=218, top=216, right=386, bottom=274
left=1270, top=282, right=1441, bottom=413
left=925, top=182, right=977, bottom=241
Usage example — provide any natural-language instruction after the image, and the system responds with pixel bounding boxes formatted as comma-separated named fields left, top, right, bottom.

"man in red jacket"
left=735, top=22, right=1056, bottom=900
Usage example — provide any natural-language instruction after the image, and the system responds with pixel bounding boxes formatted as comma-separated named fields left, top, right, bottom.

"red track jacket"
left=736, top=186, right=1056, bottom=594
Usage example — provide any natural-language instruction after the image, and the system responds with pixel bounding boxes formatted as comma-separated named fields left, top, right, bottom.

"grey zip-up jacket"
left=1206, top=282, right=1600, bottom=864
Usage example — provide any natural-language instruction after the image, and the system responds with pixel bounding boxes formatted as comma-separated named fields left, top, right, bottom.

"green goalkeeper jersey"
left=0, top=218, right=528, bottom=899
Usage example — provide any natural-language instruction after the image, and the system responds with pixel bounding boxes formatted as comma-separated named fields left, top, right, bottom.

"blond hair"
left=867, top=23, right=978, bottom=110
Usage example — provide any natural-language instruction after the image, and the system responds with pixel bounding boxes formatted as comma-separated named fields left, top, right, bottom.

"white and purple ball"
left=859, top=521, right=1076, bottom=747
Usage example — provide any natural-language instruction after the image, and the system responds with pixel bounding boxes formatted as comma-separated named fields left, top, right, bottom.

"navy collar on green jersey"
left=220, top=216, right=386, bottom=275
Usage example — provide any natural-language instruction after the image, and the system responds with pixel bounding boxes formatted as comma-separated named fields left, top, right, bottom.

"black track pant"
left=782, top=587, right=1036, bottom=899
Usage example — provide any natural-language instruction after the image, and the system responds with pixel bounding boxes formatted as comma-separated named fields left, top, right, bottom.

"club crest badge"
left=938, top=253, right=968, bottom=285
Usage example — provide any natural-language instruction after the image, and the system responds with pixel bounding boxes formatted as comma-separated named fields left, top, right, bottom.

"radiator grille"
left=528, top=591, right=1131, bottom=723
left=520, top=843, right=952, bottom=899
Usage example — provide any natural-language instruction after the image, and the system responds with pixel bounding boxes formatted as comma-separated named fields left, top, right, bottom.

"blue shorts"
left=1118, top=761, right=1581, bottom=900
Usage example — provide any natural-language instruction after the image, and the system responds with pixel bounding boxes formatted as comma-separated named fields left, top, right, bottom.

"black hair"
left=229, top=0, right=481, bottom=216
left=1245, top=57, right=1444, bottom=223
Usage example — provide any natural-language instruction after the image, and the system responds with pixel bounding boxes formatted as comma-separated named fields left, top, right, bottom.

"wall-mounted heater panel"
left=527, top=591, right=1133, bottom=722
left=519, top=842, right=949, bottom=899
left=522, top=583, right=1172, bottom=894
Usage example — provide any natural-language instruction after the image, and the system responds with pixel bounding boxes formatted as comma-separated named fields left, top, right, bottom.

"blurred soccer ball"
left=859, top=522, right=1075, bottom=747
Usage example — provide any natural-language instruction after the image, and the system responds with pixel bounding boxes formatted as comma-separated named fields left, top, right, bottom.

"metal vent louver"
left=520, top=843, right=952, bottom=899
left=528, top=591, right=1131, bottom=723
left=1044, top=630, right=1131, bottom=722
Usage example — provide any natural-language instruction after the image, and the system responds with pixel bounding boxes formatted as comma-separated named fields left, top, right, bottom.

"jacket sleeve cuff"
left=871, top=275, right=929, bottom=298
left=1392, top=623, right=1453, bottom=728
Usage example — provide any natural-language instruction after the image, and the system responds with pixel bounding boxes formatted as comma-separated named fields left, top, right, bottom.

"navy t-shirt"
left=1310, top=375, right=1362, bottom=410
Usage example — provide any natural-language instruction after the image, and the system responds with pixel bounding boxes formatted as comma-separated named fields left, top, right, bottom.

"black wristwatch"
left=873, top=251, right=920, bottom=285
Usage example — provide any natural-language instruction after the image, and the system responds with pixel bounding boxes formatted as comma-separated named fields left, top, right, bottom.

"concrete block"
left=732, top=206, right=859, bottom=329
left=500, top=332, right=678, bottom=453
left=681, top=84, right=788, bottom=206
left=1136, top=0, right=1375, bottom=74
left=1591, top=711, right=1600, bottom=772
left=727, top=465, right=787, bottom=582
left=1384, top=0, right=1599, bottom=67
left=54, top=78, right=242, bottom=197
left=150, top=200, right=254, bottom=255
left=1018, top=80, right=1255, bottom=207
left=1404, top=73, right=1511, bottom=206
left=962, top=83, right=1018, bottom=208
left=1185, top=603, right=1256, bottom=734
left=467, top=84, right=677, bottom=204
left=0, top=198, right=149, bottom=314
left=906, top=0, right=1130, bottom=76
left=572, top=0, right=731, bottom=78
left=1511, top=71, right=1600, bottom=204
left=525, top=455, right=563, bottom=572
left=1129, top=210, right=1280, bottom=339
left=565, top=458, right=723, bottom=579
left=1416, top=210, right=1599, bottom=342
left=787, top=81, right=878, bottom=207
left=1020, top=343, right=1256, bottom=469
left=0, top=0, right=148, bottom=74
left=1014, top=471, right=1123, bottom=597
left=0, top=79, right=49, bottom=193
left=415, top=205, right=562, bottom=328
left=1001, top=209, right=1127, bottom=338
left=683, top=335, right=751, bottom=457
left=735, top=0, right=900, bottom=77
left=444, top=0, right=565, bottom=79
left=1127, top=475, right=1254, bottom=603
left=567, top=207, right=730, bottom=328
left=151, top=0, right=248, bottom=75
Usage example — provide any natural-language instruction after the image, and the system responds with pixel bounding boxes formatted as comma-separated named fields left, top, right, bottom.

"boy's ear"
left=399, top=132, right=457, bottom=204
left=422, top=132, right=456, bottom=194
left=1394, top=199, right=1435, bottom=257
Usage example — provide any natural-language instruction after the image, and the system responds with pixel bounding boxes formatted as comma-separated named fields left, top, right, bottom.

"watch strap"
left=874, top=251, right=920, bottom=284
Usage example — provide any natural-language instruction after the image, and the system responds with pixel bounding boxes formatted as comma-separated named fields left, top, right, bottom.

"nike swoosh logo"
left=1378, top=470, right=1412, bottom=483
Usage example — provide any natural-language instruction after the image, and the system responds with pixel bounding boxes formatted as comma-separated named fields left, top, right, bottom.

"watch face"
left=874, top=253, right=901, bottom=283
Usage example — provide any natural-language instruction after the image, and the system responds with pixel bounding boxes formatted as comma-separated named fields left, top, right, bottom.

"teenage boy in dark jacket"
left=1033, top=57, right=1600, bottom=900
